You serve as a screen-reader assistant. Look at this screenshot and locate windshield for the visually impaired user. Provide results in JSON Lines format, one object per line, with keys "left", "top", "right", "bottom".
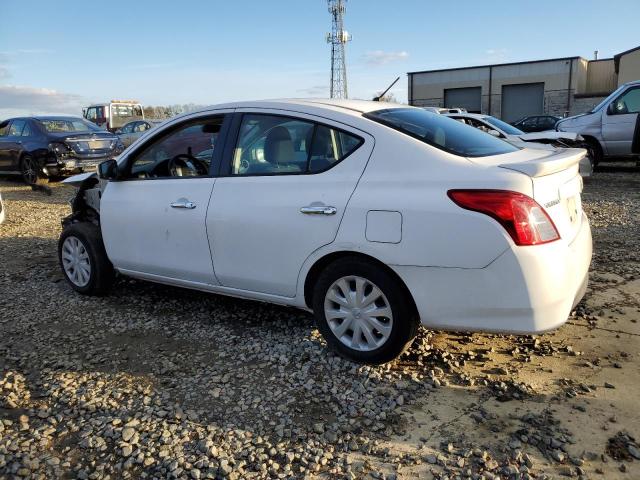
{"left": 484, "top": 116, "right": 524, "bottom": 135}
{"left": 365, "top": 108, "right": 518, "bottom": 157}
{"left": 588, "top": 84, "right": 628, "bottom": 113}
{"left": 38, "top": 119, "right": 102, "bottom": 133}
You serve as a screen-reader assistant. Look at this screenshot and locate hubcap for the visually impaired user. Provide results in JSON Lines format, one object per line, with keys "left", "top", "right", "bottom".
{"left": 61, "top": 236, "right": 91, "bottom": 287}
{"left": 324, "top": 275, "right": 393, "bottom": 352}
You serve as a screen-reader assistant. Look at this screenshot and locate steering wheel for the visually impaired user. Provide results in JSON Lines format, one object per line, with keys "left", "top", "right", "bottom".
{"left": 168, "top": 154, "right": 208, "bottom": 177}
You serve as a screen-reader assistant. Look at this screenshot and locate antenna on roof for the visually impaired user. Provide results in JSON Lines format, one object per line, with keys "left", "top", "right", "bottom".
{"left": 373, "top": 76, "right": 400, "bottom": 102}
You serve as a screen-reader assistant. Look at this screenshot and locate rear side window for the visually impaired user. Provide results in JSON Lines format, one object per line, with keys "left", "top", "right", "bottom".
{"left": 365, "top": 108, "right": 518, "bottom": 157}
{"left": 231, "top": 114, "right": 363, "bottom": 175}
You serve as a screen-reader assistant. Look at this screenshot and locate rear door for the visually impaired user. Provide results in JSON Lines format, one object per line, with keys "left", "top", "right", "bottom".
{"left": 0, "top": 120, "right": 14, "bottom": 169}
{"left": 3, "top": 120, "right": 26, "bottom": 169}
{"left": 602, "top": 85, "right": 640, "bottom": 156}
{"left": 207, "top": 110, "right": 372, "bottom": 297}
{"left": 100, "top": 112, "right": 232, "bottom": 284}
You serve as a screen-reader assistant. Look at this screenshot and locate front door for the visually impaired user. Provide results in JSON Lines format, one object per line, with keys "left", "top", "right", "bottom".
{"left": 0, "top": 120, "right": 15, "bottom": 169}
{"left": 100, "top": 113, "right": 231, "bottom": 284}
{"left": 207, "top": 110, "right": 373, "bottom": 297}
{"left": 602, "top": 86, "right": 640, "bottom": 156}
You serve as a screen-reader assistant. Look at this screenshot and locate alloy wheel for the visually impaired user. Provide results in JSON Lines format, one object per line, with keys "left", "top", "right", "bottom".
{"left": 323, "top": 275, "right": 393, "bottom": 351}
{"left": 21, "top": 157, "right": 37, "bottom": 184}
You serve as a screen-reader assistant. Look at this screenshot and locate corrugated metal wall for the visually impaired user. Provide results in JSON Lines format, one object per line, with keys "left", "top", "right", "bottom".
{"left": 586, "top": 59, "right": 617, "bottom": 93}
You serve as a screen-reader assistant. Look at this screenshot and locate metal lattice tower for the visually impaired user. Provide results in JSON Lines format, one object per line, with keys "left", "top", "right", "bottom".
{"left": 326, "top": 0, "right": 351, "bottom": 99}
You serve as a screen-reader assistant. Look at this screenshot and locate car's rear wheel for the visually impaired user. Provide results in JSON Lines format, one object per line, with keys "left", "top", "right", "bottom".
{"left": 584, "top": 138, "right": 603, "bottom": 168}
{"left": 20, "top": 154, "right": 48, "bottom": 185}
{"left": 313, "top": 258, "right": 419, "bottom": 364}
{"left": 58, "top": 222, "right": 114, "bottom": 295}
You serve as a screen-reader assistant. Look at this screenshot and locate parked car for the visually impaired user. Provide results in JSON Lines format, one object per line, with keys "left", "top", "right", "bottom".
{"left": 0, "top": 192, "right": 4, "bottom": 224}
{"left": 556, "top": 79, "right": 640, "bottom": 165}
{"left": 58, "top": 100, "right": 592, "bottom": 364}
{"left": 445, "top": 113, "right": 593, "bottom": 177}
{"left": 0, "top": 117, "right": 124, "bottom": 184}
{"left": 512, "top": 115, "right": 561, "bottom": 133}
{"left": 83, "top": 100, "right": 144, "bottom": 132}
{"left": 116, "top": 120, "right": 159, "bottom": 148}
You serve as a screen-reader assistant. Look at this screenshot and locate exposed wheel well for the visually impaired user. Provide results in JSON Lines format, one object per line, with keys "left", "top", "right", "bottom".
{"left": 303, "top": 251, "right": 419, "bottom": 320}
{"left": 581, "top": 135, "right": 603, "bottom": 161}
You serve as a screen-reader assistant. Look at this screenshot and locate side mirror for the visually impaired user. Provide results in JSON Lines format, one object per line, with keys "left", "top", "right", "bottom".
{"left": 98, "top": 159, "right": 119, "bottom": 180}
{"left": 607, "top": 103, "right": 616, "bottom": 115}
{"left": 488, "top": 129, "right": 501, "bottom": 137}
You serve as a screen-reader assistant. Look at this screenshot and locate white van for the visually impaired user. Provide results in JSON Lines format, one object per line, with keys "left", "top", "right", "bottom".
{"left": 556, "top": 80, "right": 640, "bottom": 164}
{"left": 83, "top": 101, "right": 144, "bottom": 132}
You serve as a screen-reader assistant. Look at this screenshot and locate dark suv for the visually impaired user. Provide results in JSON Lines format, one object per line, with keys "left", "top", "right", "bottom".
{"left": 0, "top": 116, "right": 124, "bottom": 184}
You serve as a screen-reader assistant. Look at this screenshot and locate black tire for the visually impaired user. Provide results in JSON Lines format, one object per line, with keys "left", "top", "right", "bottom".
{"left": 20, "top": 154, "right": 48, "bottom": 185}
{"left": 312, "top": 257, "right": 419, "bottom": 364}
{"left": 58, "top": 222, "right": 115, "bottom": 295}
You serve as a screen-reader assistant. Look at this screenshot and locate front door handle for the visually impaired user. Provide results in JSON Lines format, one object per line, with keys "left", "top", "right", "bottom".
{"left": 170, "top": 199, "right": 196, "bottom": 209}
{"left": 300, "top": 205, "right": 337, "bottom": 215}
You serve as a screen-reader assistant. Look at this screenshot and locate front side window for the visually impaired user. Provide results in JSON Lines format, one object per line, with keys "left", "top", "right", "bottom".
{"left": 0, "top": 121, "right": 8, "bottom": 137}
{"left": 8, "top": 120, "right": 25, "bottom": 136}
{"left": 365, "top": 109, "right": 518, "bottom": 157}
{"left": 611, "top": 87, "right": 640, "bottom": 114}
{"left": 85, "top": 108, "right": 97, "bottom": 120}
{"left": 21, "top": 122, "right": 33, "bottom": 137}
{"left": 231, "top": 114, "right": 362, "bottom": 175}
{"left": 127, "top": 116, "right": 224, "bottom": 179}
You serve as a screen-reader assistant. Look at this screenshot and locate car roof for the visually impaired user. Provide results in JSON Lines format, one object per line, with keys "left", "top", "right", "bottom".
{"left": 32, "top": 116, "right": 87, "bottom": 121}
{"left": 187, "top": 98, "right": 412, "bottom": 118}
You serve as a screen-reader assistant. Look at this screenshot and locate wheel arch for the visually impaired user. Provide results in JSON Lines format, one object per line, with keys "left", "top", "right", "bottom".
{"left": 302, "top": 250, "right": 419, "bottom": 320}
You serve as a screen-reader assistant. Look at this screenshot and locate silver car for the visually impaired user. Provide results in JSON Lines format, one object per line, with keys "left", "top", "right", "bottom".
{"left": 556, "top": 80, "right": 640, "bottom": 165}
{"left": 116, "top": 120, "right": 158, "bottom": 148}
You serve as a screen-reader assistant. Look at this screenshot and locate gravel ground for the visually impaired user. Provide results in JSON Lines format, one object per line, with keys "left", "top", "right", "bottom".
{"left": 1, "top": 162, "right": 639, "bottom": 479}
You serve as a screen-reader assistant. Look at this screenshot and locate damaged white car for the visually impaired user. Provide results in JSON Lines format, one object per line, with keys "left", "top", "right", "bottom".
{"left": 58, "top": 99, "right": 592, "bottom": 364}
{"left": 446, "top": 113, "right": 593, "bottom": 178}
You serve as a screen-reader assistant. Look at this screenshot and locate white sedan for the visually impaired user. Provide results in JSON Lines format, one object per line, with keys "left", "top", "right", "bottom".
{"left": 58, "top": 99, "right": 592, "bottom": 364}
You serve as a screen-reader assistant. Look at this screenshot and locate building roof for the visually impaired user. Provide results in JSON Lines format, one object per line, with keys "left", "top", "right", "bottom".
{"left": 407, "top": 56, "right": 583, "bottom": 76}
{"left": 614, "top": 45, "right": 640, "bottom": 73}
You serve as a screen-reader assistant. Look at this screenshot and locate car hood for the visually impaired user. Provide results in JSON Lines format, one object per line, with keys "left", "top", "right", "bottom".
{"left": 62, "top": 172, "right": 98, "bottom": 186}
{"left": 518, "top": 131, "right": 582, "bottom": 142}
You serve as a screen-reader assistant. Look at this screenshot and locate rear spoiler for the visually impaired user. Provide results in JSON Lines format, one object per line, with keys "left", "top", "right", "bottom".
{"left": 499, "top": 148, "right": 586, "bottom": 177}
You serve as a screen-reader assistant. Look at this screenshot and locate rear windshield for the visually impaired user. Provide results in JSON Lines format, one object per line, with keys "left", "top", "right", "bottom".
{"left": 38, "top": 119, "right": 102, "bottom": 133}
{"left": 364, "top": 108, "right": 518, "bottom": 157}
{"left": 111, "top": 104, "right": 143, "bottom": 117}
{"left": 484, "top": 116, "right": 524, "bottom": 135}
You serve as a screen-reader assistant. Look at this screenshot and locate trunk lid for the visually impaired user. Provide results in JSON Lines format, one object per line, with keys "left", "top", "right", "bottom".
{"left": 497, "top": 148, "right": 586, "bottom": 242}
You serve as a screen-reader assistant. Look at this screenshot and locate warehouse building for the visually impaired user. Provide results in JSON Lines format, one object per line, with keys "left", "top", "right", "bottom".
{"left": 408, "top": 45, "right": 640, "bottom": 122}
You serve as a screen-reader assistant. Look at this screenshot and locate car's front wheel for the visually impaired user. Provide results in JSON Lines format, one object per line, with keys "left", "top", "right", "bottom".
{"left": 20, "top": 154, "right": 48, "bottom": 185}
{"left": 58, "top": 223, "right": 114, "bottom": 295}
{"left": 313, "top": 258, "right": 419, "bottom": 364}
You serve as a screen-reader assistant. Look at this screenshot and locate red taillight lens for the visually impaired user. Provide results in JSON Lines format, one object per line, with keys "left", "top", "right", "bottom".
{"left": 447, "top": 190, "right": 560, "bottom": 246}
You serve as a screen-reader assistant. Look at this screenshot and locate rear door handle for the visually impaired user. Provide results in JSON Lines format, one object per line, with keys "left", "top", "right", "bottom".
{"left": 300, "top": 205, "right": 337, "bottom": 215}
{"left": 170, "top": 199, "right": 196, "bottom": 209}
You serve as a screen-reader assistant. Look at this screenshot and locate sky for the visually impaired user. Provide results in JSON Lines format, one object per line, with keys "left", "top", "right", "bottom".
{"left": 1, "top": 0, "right": 639, "bottom": 118}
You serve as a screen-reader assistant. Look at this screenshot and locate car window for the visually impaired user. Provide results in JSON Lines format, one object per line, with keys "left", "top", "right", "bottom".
{"left": 133, "top": 122, "right": 148, "bottom": 133}
{"left": 85, "top": 107, "right": 97, "bottom": 120}
{"left": 120, "top": 123, "right": 135, "bottom": 134}
{"left": 21, "top": 122, "right": 33, "bottom": 137}
{"left": 483, "top": 116, "right": 524, "bottom": 135}
{"left": 539, "top": 116, "right": 557, "bottom": 129}
{"left": 38, "top": 119, "right": 102, "bottom": 133}
{"left": 0, "top": 121, "right": 9, "bottom": 137}
{"left": 521, "top": 117, "right": 538, "bottom": 128}
{"left": 366, "top": 109, "right": 517, "bottom": 157}
{"left": 612, "top": 87, "right": 640, "bottom": 114}
{"left": 128, "top": 116, "right": 224, "bottom": 179}
{"left": 231, "top": 114, "right": 362, "bottom": 176}
{"left": 8, "top": 120, "right": 26, "bottom": 136}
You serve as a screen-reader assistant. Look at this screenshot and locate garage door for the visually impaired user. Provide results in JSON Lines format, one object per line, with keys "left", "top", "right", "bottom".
{"left": 501, "top": 83, "right": 544, "bottom": 123}
{"left": 444, "top": 87, "right": 482, "bottom": 113}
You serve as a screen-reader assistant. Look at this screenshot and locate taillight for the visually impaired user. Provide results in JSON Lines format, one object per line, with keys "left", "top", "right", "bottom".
{"left": 447, "top": 190, "right": 560, "bottom": 246}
